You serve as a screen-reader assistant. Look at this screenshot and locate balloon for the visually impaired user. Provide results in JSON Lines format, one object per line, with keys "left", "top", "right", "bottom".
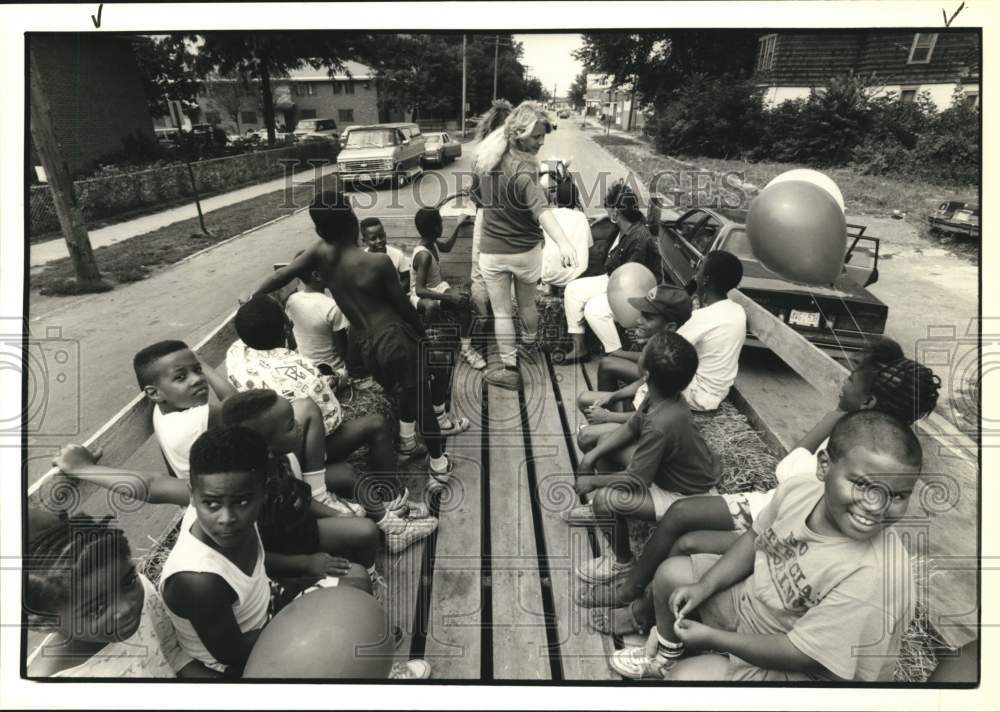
{"left": 747, "top": 180, "right": 847, "bottom": 286}
{"left": 766, "top": 169, "right": 845, "bottom": 213}
{"left": 244, "top": 586, "right": 393, "bottom": 679}
{"left": 607, "top": 263, "right": 657, "bottom": 328}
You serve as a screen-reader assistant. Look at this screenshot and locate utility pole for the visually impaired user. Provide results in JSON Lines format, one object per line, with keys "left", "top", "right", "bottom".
{"left": 28, "top": 45, "right": 103, "bottom": 286}
{"left": 461, "top": 34, "right": 467, "bottom": 137}
{"left": 492, "top": 34, "right": 499, "bottom": 102}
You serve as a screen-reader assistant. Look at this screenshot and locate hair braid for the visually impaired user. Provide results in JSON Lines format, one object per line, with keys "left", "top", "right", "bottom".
{"left": 870, "top": 358, "right": 941, "bottom": 425}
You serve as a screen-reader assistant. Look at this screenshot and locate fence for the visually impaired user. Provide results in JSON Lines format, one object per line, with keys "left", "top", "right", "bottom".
{"left": 29, "top": 142, "right": 337, "bottom": 237}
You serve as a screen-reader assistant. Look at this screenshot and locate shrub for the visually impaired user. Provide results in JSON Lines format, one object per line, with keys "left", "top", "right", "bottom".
{"left": 651, "top": 72, "right": 766, "bottom": 159}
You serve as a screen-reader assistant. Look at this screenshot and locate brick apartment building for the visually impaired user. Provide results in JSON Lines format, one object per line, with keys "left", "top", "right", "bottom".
{"left": 166, "top": 61, "right": 409, "bottom": 135}
{"left": 29, "top": 33, "right": 155, "bottom": 176}
{"left": 755, "top": 30, "right": 980, "bottom": 109}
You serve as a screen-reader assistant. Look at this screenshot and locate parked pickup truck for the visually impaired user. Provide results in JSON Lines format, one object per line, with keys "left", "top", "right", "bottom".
{"left": 653, "top": 205, "right": 887, "bottom": 357}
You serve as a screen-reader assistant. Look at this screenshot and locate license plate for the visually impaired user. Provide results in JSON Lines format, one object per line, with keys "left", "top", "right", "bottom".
{"left": 355, "top": 173, "right": 371, "bottom": 182}
{"left": 789, "top": 310, "right": 821, "bottom": 328}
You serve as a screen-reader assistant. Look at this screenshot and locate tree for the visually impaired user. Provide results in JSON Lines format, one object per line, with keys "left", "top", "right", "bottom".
{"left": 133, "top": 35, "right": 202, "bottom": 119}
{"left": 207, "top": 71, "right": 259, "bottom": 134}
{"left": 574, "top": 31, "right": 759, "bottom": 108}
{"left": 567, "top": 70, "right": 587, "bottom": 108}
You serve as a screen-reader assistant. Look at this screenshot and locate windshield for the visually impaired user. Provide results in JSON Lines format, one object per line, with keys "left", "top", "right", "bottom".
{"left": 425, "top": 134, "right": 442, "bottom": 143}
{"left": 297, "top": 120, "right": 317, "bottom": 131}
{"left": 346, "top": 129, "right": 397, "bottom": 148}
{"left": 720, "top": 228, "right": 755, "bottom": 259}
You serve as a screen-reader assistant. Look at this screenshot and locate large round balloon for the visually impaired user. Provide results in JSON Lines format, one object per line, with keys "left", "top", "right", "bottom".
{"left": 747, "top": 180, "right": 847, "bottom": 286}
{"left": 766, "top": 169, "right": 845, "bottom": 213}
{"left": 244, "top": 586, "right": 393, "bottom": 679}
{"left": 607, "top": 263, "right": 657, "bottom": 328}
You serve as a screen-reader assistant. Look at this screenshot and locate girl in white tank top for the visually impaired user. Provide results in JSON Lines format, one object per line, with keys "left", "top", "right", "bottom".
{"left": 159, "top": 506, "right": 270, "bottom": 672}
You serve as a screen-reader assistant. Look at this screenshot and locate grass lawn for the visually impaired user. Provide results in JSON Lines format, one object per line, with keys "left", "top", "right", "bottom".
{"left": 592, "top": 134, "right": 980, "bottom": 262}
{"left": 32, "top": 180, "right": 323, "bottom": 296}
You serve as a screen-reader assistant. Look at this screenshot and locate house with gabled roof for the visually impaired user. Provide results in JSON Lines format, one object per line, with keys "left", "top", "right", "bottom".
{"left": 755, "top": 30, "right": 980, "bottom": 109}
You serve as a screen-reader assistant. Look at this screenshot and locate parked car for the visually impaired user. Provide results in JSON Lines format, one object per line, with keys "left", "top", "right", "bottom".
{"left": 293, "top": 117, "right": 339, "bottom": 144}
{"left": 557, "top": 109, "right": 572, "bottom": 119}
{"left": 421, "top": 132, "right": 462, "bottom": 166}
{"left": 155, "top": 127, "right": 181, "bottom": 149}
{"left": 652, "top": 206, "right": 888, "bottom": 357}
{"left": 928, "top": 198, "right": 980, "bottom": 239}
{"left": 336, "top": 122, "right": 426, "bottom": 188}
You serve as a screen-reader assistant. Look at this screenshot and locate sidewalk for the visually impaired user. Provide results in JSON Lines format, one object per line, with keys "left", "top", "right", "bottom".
{"left": 29, "top": 163, "right": 338, "bottom": 267}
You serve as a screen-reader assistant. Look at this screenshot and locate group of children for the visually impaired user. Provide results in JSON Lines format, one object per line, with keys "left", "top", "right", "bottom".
{"left": 27, "top": 191, "right": 483, "bottom": 679}
{"left": 25, "top": 143, "right": 946, "bottom": 683}
{"left": 561, "top": 263, "right": 942, "bottom": 680}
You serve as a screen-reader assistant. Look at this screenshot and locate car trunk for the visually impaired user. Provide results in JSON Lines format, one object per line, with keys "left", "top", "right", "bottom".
{"left": 739, "top": 264, "right": 887, "bottom": 351}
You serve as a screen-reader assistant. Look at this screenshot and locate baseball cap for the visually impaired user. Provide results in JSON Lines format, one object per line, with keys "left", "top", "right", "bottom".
{"left": 627, "top": 284, "right": 693, "bottom": 325}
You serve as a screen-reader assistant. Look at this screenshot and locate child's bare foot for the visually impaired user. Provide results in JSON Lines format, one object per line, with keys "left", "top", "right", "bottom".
{"left": 576, "top": 579, "right": 642, "bottom": 609}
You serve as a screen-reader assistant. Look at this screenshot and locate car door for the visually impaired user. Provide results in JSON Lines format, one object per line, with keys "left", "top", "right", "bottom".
{"left": 658, "top": 210, "right": 709, "bottom": 288}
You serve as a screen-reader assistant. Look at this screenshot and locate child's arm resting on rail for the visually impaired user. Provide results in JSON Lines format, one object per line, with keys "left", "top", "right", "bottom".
{"left": 246, "top": 245, "right": 318, "bottom": 300}
{"left": 53, "top": 445, "right": 190, "bottom": 507}
{"left": 435, "top": 215, "right": 467, "bottom": 253}
{"left": 161, "top": 572, "right": 261, "bottom": 672}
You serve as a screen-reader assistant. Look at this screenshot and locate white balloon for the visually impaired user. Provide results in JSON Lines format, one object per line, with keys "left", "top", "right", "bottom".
{"left": 766, "top": 169, "right": 845, "bottom": 213}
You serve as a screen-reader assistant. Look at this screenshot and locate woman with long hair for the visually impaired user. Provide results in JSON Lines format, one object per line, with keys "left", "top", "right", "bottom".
{"left": 473, "top": 101, "right": 578, "bottom": 390}
{"left": 468, "top": 99, "right": 514, "bottom": 319}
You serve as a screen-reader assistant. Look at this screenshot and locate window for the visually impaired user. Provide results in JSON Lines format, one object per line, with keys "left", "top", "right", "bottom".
{"left": 907, "top": 33, "right": 938, "bottom": 64}
{"left": 333, "top": 82, "right": 343, "bottom": 95}
{"left": 241, "top": 111, "right": 257, "bottom": 124}
{"left": 964, "top": 92, "right": 980, "bottom": 108}
{"left": 205, "top": 111, "right": 221, "bottom": 125}
{"left": 344, "top": 81, "right": 355, "bottom": 95}
{"left": 300, "top": 109, "right": 317, "bottom": 120}
{"left": 756, "top": 34, "right": 777, "bottom": 71}
{"left": 338, "top": 109, "right": 354, "bottom": 122}
{"left": 691, "top": 217, "right": 721, "bottom": 255}
{"left": 900, "top": 88, "right": 918, "bottom": 103}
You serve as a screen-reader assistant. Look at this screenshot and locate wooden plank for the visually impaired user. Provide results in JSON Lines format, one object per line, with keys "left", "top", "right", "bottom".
{"left": 728, "top": 287, "right": 847, "bottom": 403}
{"left": 423, "top": 360, "right": 483, "bottom": 678}
{"left": 526, "top": 356, "right": 616, "bottom": 679}
{"left": 487, "top": 355, "right": 551, "bottom": 680}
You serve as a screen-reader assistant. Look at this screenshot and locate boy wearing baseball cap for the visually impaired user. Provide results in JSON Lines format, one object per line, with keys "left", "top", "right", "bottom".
{"left": 577, "top": 284, "right": 693, "bottom": 427}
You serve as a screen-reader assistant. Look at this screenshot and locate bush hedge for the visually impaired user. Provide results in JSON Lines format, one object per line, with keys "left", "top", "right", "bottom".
{"left": 30, "top": 141, "right": 336, "bottom": 237}
{"left": 645, "top": 71, "right": 979, "bottom": 185}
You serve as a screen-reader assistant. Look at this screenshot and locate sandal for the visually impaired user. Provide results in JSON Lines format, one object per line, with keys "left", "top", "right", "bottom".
{"left": 437, "top": 414, "right": 471, "bottom": 436}
{"left": 587, "top": 599, "right": 648, "bottom": 637}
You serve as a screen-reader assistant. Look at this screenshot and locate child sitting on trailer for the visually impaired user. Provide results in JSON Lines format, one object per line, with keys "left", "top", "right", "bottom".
{"left": 25, "top": 512, "right": 219, "bottom": 678}
{"left": 572, "top": 331, "right": 722, "bottom": 585}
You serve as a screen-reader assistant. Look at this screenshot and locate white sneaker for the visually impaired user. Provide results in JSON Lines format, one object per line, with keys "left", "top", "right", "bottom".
{"left": 316, "top": 491, "right": 366, "bottom": 518}
{"left": 609, "top": 646, "right": 675, "bottom": 680}
{"left": 426, "top": 454, "right": 454, "bottom": 492}
{"left": 460, "top": 345, "right": 486, "bottom": 370}
{"left": 389, "top": 659, "right": 431, "bottom": 679}
{"left": 575, "top": 553, "right": 634, "bottom": 584}
{"left": 377, "top": 511, "right": 439, "bottom": 554}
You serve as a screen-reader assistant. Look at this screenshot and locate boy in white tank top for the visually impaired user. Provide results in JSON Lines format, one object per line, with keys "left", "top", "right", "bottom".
{"left": 159, "top": 426, "right": 274, "bottom": 675}
{"left": 410, "top": 207, "right": 486, "bottom": 371}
